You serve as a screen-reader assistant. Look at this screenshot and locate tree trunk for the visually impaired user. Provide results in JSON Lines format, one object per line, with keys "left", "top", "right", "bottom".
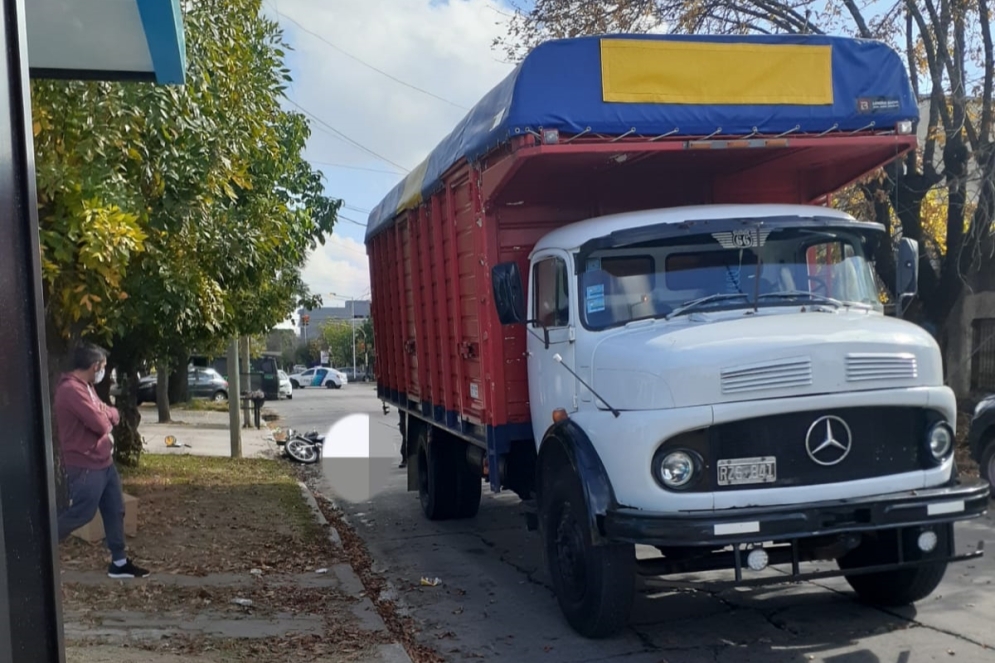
{"left": 45, "top": 323, "right": 73, "bottom": 512}
{"left": 112, "top": 357, "right": 144, "bottom": 467}
{"left": 168, "top": 348, "right": 189, "bottom": 404}
{"left": 156, "top": 361, "right": 171, "bottom": 424}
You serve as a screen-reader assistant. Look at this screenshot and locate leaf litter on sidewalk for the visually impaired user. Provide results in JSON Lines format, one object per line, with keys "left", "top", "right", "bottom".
{"left": 60, "top": 455, "right": 393, "bottom": 662}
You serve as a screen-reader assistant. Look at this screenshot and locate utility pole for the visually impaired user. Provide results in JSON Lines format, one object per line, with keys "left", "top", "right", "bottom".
{"left": 243, "top": 335, "right": 250, "bottom": 392}
{"left": 351, "top": 299, "right": 356, "bottom": 379}
{"left": 227, "top": 337, "right": 242, "bottom": 458}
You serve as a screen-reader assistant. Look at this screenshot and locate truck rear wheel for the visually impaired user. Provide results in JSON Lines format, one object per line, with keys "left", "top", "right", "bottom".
{"left": 453, "top": 451, "right": 482, "bottom": 518}
{"left": 417, "top": 426, "right": 481, "bottom": 520}
{"left": 540, "top": 468, "right": 634, "bottom": 638}
{"left": 417, "top": 426, "right": 456, "bottom": 520}
{"left": 837, "top": 526, "right": 950, "bottom": 606}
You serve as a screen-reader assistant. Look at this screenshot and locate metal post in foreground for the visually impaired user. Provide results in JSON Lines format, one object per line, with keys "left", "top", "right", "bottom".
{"left": 227, "top": 338, "right": 242, "bottom": 458}
{"left": 351, "top": 300, "right": 356, "bottom": 379}
{"left": 0, "top": 0, "right": 66, "bottom": 659}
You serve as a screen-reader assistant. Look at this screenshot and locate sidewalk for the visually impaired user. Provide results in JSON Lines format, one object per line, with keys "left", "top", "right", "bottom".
{"left": 62, "top": 414, "right": 414, "bottom": 663}
{"left": 137, "top": 405, "right": 278, "bottom": 459}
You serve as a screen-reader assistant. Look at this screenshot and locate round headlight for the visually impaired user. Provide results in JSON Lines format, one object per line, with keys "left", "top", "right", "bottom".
{"left": 659, "top": 451, "right": 696, "bottom": 488}
{"left": 927, "top": 422, "right": 953, "bottom": 459}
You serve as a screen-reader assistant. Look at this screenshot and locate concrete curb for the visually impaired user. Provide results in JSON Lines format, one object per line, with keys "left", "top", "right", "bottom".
{"left": 296, "top": 482, "right": 414, "bottom": 663}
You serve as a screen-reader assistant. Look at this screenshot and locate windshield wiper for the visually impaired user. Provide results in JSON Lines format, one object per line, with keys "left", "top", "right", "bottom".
{"left": 666, "top": 293, "right": 751, "bottom": 320}
{"left": 755, "top": 290, "right": 845, "bottom": 308}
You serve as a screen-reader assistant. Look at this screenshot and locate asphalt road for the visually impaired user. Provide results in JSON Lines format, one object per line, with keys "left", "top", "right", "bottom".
{"left": 270, "top": 386, "right": 995, "bottom": 663}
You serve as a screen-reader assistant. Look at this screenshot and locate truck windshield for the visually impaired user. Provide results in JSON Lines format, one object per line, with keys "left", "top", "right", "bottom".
{"left": 578, "top": 224, "right": 882, "bottom": 330}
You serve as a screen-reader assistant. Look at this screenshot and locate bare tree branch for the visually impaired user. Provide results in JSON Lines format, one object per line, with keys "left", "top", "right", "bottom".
{"left": 906, "top": 0, "right": 954, "bottom": 130}
{"left": 843, "top": 0, "right": 873, "bottom": 37}
{"left": 980, "top": 0, "right": 994, "bottom": 142}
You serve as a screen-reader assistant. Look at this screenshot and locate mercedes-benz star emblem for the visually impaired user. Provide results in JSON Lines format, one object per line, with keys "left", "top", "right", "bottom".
{"left": 805, "top": 415, "right": 853, "bottom": 466}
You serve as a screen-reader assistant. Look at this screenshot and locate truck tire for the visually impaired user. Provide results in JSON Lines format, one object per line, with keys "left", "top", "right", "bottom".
{"left": 540, "top": 467, "right": 635, "bottom": 638}
{"left": 980, "top": 437, "right": 995, "bottom": 490}
{"left": 453, "top": 449, "right": 482, "bottom": 519}
{"left": 837, "top": 526, "right": 949, "bottom": 606}
{"left": 417, "top": 426, "right": 457, "bottom": 520}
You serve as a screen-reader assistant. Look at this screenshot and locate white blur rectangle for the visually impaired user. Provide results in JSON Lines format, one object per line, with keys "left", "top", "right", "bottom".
{"left": 713, "top": 521, "right": 760, "bottom": 536}
{"left": 927, "top": 500, "right": 964, "bottom": 516}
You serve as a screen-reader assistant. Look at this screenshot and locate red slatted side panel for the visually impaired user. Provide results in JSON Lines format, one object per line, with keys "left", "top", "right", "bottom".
{"left": 404, "top": 211, "right": 428, "bottom": 401}
{"left": 443, "top": 180, "right": 466, "bottom": 419}
{"left": 467, "top": 170, "right": 500, "bottom": 428}
{"left": 367, "top": 237, "right": 386, "bottom": 387}
{"left": 430, "top": 193, "right": 454, "bottom": 416}
{"left": 417, "top": 204, "right": 443, "bottom": 411}
{"left": 451, "top": 174, "right": 484, "bottom": 422}
{"left": 385, "top": 236, "right": 401, "bottom": 393}
{"left": 382, "top": 229, "right": 402, "bottom": 395}
{"left": 403, "top": 215, "right": 425, "bottom": 400}
{"left": 392, "top": 220, "right": 413, "bottom": 399}
{"left": 412, "top": 206, "right": 435, "bottom": 408}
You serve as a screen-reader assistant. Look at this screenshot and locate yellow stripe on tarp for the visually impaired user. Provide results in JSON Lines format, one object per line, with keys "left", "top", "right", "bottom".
{"left": 600, "top": 39, "right": 833, "bottom": 105}
{"left": 396, "top": 157, "right": 430, "bottom": 214}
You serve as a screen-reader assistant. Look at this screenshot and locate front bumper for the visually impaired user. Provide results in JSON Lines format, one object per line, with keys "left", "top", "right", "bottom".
{"left": 604, "top": 479, "right": 991, "bottom": 547}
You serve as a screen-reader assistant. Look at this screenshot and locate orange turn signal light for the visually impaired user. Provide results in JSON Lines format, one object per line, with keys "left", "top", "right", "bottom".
{"left": 552, "top": 408, "right": 569, "bottom": 423}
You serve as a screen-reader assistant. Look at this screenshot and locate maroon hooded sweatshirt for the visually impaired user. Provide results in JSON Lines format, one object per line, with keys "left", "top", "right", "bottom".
{"left": 54, "top": 373, "right": 120, "bottom": 470}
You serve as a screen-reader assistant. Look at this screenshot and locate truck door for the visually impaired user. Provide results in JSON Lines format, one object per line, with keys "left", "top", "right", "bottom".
{"left": 527, "top": 250, "right": 577, "bottom": 444}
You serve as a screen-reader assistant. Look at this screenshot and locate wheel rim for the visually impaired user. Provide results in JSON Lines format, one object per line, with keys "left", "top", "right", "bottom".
{"left": 552, "top": 500, "right": 588, "bottom": 603}
{"left": 287, "top": 440, "right": 317, "bottom": 462}
{"left": 986, "top": 453, "right": 995, "bottom": 489}
{"left": 214, "top": 393, "right": 224, "bottom": 401}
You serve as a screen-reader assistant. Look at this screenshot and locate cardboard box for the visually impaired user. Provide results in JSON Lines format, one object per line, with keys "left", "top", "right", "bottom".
{"left": 71, "top": 493, "right": 138, "bottom": 543}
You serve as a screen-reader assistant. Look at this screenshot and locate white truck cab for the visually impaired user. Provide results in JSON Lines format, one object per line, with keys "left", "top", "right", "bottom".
{"left": 490, "top": 202, "right": 990, "bottom": 638}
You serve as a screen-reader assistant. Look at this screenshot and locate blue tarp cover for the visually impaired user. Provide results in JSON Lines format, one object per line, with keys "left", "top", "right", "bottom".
{"left": 366, "top": 33, "right": 918, "bottom": 240}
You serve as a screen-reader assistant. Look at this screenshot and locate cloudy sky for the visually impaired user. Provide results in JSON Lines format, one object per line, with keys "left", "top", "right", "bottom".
{"left": 260, "top": 0, "right": 520, "bottom": 327}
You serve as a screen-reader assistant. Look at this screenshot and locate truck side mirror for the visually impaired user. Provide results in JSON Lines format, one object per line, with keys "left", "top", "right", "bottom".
{"left": 896, "top": 237, "right": 919, "bottom": 297}
{"left": 491, "top": 262, "right": 526, "bottom": 325}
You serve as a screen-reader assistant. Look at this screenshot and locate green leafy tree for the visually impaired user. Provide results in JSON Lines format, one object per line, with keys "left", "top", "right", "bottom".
{"left": 33, "top": 0, "right": 339, "bottom": 465}
{"left": 321, "top": 321, "right": 354, "bottom": 368}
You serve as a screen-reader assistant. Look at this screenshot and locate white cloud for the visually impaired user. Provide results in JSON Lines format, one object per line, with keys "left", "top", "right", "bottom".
{"left": 264, "top": 0, "right": 516, "bottom": 310}
{"left": 301, "top": 235, "right": 371, "bottom": 303}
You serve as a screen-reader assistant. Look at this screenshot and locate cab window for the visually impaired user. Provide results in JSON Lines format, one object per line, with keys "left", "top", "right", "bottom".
{"left": 533, "top": 256, "right": 570, "bottom": 327}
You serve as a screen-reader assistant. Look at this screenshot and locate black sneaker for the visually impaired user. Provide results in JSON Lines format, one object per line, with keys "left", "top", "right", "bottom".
{"left": 398, "top": 460, "right": 407, "bottom": 469}
{"left": 107, "top": 559, "right": 150, "bottom": 579}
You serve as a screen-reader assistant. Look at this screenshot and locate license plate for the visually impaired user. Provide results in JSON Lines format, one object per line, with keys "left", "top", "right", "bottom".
{"left": 717, "top": 457, "right": 776, "bottom": 486}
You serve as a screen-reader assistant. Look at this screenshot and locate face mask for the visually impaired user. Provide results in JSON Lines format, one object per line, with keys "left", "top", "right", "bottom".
{"left": 94, "top": 368, "right": 105, "bottom": 384}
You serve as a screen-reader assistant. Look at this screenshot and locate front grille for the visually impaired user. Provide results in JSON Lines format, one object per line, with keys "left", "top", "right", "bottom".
{"left": 845, "top": 353, "right": 918, "bottom": 382}
{"left": 664, "top": 406, "right": 935, "bottom": 492}
{"left": 720, "top": 356, "right": 813, "bottom": 394}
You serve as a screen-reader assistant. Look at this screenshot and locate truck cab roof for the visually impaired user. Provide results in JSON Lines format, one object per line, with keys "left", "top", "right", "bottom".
{"left": 531, "top": 203, "right": 866, "bottom": 256}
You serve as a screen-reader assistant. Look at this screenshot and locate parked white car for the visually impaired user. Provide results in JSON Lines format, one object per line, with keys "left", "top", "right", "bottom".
{"left": 278, "top": 370, "right": 293, "bottom": 399}
{"left": 287, "top": 367, "right": 345, "bottom": 389}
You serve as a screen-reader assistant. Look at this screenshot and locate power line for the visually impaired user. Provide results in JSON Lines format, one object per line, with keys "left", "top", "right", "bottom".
{"left": 327, "top": 233, "right": 369, "bottom": 258}
{"left": 311, "top": 160, "right": 404, "bottom": 175}
{"left": 285, "top": 97, "right": 411, "bottom": 173}
{"left": 338, "top": 213, "right": 368, "bottom": 228}
{"left": 266, "top": 2, "right": 469, "bottom": 111}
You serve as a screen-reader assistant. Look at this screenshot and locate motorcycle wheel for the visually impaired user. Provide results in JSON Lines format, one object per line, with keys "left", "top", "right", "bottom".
{"left": 285, "top": 438, "right": 320, "bottom": 464}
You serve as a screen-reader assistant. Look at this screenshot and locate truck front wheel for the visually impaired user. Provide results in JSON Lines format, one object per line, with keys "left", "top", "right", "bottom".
{"left": 540, "top": 469, "right": 635, "bottom": 638}
{"left": 836, "top": 526, "right": 949, "bottom": 606}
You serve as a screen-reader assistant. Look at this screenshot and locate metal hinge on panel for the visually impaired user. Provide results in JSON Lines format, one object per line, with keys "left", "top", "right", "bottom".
{"left": 568, "top": 326, "right": 576, "bottom": 342}
{"left": 459, "top": 341, "right": 478, "bottom": 359}
{"left": 572, "top": 393, "right": 578, "bottom": 409}
{"left": 405, "top": 339, "right": 416, "bottom": 355}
